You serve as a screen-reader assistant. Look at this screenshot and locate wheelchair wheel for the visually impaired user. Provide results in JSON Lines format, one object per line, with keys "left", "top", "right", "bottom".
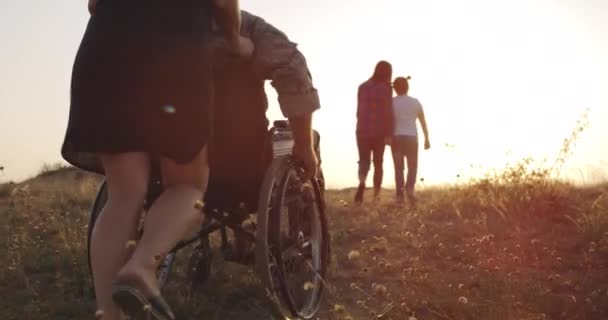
{"left": 256, "top": 157, "right": 330, "bottom": 319}
{"left": 86, "top": 181, "right": 176, "bottom": 290}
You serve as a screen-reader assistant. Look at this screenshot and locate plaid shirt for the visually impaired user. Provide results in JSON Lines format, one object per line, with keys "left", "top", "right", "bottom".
{"left": 212, "top": 11, "right": 320, "bottom": 118}
{"left": 356, "top": 80, "right": 393, "bottom": 137}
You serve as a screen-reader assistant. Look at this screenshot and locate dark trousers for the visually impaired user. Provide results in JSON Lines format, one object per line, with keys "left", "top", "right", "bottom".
{"left": 356, "top": 135, "right": 386, "bottom": 189}
{"left": 391, "top": 135, "right": 418, "bottom": 196}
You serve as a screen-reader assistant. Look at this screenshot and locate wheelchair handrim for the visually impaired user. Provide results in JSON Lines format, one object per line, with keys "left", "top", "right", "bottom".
{"left": 256, "top": 157, "right": 328, "bottom": 319}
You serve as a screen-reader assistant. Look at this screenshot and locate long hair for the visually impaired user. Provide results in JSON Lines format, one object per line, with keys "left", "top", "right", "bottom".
{"left": 370, "top": 60, "right": 392, "bottom": 84}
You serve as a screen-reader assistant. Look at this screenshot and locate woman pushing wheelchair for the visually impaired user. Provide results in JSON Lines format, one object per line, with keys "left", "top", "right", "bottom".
{"left": 60, "top": 1, "right": 318, "bottom": 320}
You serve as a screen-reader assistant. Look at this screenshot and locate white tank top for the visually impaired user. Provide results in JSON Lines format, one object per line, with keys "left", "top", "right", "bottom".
{"left": 392, "top": 95, "right": 423, "bottom": 136}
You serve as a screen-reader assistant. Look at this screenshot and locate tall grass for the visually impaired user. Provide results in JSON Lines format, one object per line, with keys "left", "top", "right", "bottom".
{"left": 1, "top": 115, "right": 606, "bottom": 319}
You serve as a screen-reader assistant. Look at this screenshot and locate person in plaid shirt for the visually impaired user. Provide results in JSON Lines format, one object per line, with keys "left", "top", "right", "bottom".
{"left": 355, "top": 61, "right": 394, "bottom": 203}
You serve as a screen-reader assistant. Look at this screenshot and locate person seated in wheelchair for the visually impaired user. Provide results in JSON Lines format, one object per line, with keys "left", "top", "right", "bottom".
{"left": 204, "top": 10, "right": 322, "bottom": 216}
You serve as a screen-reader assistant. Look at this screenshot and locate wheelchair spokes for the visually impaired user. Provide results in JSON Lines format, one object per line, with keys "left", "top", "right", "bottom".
{"left": 257, "top": 157, "right": 328, "bottom": 319}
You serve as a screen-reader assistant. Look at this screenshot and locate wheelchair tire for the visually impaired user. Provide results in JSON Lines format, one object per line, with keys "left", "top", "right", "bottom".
{"left": 255, "top": 156, "right": 330, "bottom": 319}
{"left": 86, "top": 180, "right": 176, "bottom": 291}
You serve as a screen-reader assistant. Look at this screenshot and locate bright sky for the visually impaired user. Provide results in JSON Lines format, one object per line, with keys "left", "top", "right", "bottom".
{"left": 1, "top": 0, "right": 607, "bottom": 188}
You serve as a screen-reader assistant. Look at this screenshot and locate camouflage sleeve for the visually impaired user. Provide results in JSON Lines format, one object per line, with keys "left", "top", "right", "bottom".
{"left": 245, "top": 12, "right": 320, "bottom": 118}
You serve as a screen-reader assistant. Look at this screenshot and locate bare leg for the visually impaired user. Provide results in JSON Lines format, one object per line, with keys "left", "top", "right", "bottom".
{"left": 116, "top": 146, "right": 209, "bottom": 296}
{"left": 92, "top": 152, "right": 150, "bottom": 320}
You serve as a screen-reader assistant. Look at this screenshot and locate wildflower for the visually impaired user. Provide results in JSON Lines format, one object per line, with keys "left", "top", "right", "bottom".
{"left": 334, "top": 304, "right": 346, "bottom": 313}
{"left": 350, "top": 282, "right": 358, "bottom": 290}
{"left": 162, "top": 105, "right": 176, "bottom": 114}
{"left": 300, "top": 183, "right": 313, "bottom": 192}
{"left": 125, "top": 240, "right": 137, "bottom": 249}
{"left": 372, "top": 283, "right": 388, "bottom": 296}
{"left": 193, "top": 200, "right": 205, "bottom": 210}
{"left": 347, "top": 250, "right": 361, "bottom": 260}
{"left": 458, "top": 283, "right": 465, "bottom": 289}
{"left": 339, "top": 200, "right": 348, "bottom": 207}
{"left": 303, "top": 282, "right": 315, "bottom": 291}
{"left": 458, "top": 296, "right": 469, "bottom": 304}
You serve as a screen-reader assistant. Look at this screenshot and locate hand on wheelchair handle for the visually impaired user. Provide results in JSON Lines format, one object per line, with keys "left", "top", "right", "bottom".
{"left": 292, "top": 144, "right": 318, "bottom": 180}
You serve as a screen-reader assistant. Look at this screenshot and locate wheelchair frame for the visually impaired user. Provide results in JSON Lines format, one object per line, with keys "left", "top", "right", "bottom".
{"left": 86, "top": 122, "right": 330, "bottom": 319}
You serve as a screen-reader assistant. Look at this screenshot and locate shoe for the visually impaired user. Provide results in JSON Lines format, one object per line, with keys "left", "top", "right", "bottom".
{"left": 112, "top": 282, "right": 176, "bottom": 320}
{"left": 354, "top": 184, "right": 365, "bottom": 203}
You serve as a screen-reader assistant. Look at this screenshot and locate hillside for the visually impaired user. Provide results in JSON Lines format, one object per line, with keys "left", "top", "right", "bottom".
{"left": 1, "top": 166, "right": 607, "bottom": 320}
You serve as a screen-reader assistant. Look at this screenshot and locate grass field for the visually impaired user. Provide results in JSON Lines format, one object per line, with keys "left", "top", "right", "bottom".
{"left": 1, "top": 163, "right": 607, "bottom": 320}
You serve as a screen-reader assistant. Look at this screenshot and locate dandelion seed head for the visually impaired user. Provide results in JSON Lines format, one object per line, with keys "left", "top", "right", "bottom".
{"left": 125, "top": 240, "right": 137, "bottom": 249}
{"left": 372, "top": 283, "right": 387, "bottom": 295}
{"left": 193, "top": 200, "right": 205, "bottom": 210}
{"left": 303, "top": 282, "right": 315, "bottom": 291}
{"left": 347, "top": 250, "right": 361, "bottom": 260}
{"left": 334, "top": 304, "right": 346, "bottom": 312}
{"left": 162, "top": 104, "right": 176, "bottom": 114}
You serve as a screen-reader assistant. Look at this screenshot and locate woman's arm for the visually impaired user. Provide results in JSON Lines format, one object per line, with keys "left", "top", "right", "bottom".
{"left": 211, "top": 0, "right": 254, "bottom": 57}
{"left": 211, "top": 0, "right": 241, "bottom": 44}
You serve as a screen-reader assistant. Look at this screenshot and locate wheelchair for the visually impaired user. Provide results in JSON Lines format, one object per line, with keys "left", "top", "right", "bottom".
{"left": 86, "top": 120, "right": 330, "bottom": 319}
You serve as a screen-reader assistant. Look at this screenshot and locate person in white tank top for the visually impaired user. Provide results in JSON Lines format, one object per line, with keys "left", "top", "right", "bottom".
{"left": 390, "top": 76, "right": 430, "bottom": 203}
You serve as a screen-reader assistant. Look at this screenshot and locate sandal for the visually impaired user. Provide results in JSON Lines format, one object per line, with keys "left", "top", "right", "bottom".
{"left": 112, "top": 283, "right": 175, "bottom": 320}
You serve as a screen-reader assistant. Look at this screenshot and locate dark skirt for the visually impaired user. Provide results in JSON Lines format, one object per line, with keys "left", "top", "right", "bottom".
{"left": 61, "top": 0, "right": 214, "bottom": 174}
